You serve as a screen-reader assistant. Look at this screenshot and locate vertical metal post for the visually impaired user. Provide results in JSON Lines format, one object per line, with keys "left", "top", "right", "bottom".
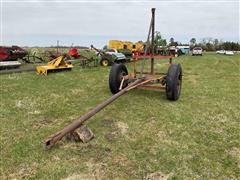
{"left": 57, "top": 40, "right": 59, "bottom": 54}
{"left": 133, "top": 55, "right": 137, "bottom": 76}
{"left": 140, "top": 17, "right": 152, "bottom": 77}
{"left": 151, "top": 8, "right": 155, "bottom": 74}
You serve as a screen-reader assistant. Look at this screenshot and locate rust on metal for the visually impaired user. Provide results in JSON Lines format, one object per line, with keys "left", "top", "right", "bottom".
{"left": 44, "top": 78, "right": 143, "bottom": 149}
{"left": 43, "top": 8, "right": 179, "bottom": 150}
{"left": 151, "top": 8, "right": 155, "bottom": 74}
{"left": 135, "top": 71, "right": 166, "bottom": 75}
{"left": 137, "top": 85, "right": 165, "bottom": 91}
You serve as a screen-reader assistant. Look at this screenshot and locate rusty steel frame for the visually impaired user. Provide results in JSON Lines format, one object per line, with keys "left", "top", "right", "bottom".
{"left": 129, "top": 8, "right": 173, "bottom": 92}
{"left": 121, "top": 74, "right": 166, "bottom": 92}
{"left": 44, "top": 8, "right": 174, "bottom": 149}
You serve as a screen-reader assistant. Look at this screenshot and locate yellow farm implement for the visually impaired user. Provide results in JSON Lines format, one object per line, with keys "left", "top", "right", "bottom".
{"left": 108, "top": 40, "right": 144, "bottom": 52}
{"left": 36, "top": 55, "right": 73, "bottom": 75}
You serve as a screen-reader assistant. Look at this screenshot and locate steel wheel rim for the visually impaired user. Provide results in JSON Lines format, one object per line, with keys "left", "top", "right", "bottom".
{"left": 102, "top": 60, "right": 108, "bottom": 66}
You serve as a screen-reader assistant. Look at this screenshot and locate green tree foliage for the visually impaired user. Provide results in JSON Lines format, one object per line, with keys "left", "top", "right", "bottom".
{"left": 190, "top": 38, "right": 196, "bottom": 45}
{"left": 154, "top": 31, "right": 167, "bottom": 47}
{"left": 191, "top": 38, "right": 240, "bottom": 51}
{"left": 221, "top": 41, "right": 240, "bottom": 51}
{"left": 169, "top": 37, "right": 178, "bottom": 46}
{"left": 170, "top": 37, "right": 174, "bottom": 44}
{"left": 190, "top": 38, "right": 196, "bottom": 50}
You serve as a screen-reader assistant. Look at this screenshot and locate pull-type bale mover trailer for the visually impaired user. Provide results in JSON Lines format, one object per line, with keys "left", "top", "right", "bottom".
{"left": 44, "top": 8, "right": 183, "bottom": 149}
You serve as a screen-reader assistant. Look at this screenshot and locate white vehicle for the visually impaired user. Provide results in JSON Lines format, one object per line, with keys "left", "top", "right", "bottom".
{"left": 225, "top": 51, "right": 234, "bottom": 55}
{"left": 216, "top": 50, "right": 225, "bottom": 54}
{"left": 192, "top": 47, "right": 203, "bottom": 56}
{"left": 216, "top": 50, "right": 234, "bottom": 55}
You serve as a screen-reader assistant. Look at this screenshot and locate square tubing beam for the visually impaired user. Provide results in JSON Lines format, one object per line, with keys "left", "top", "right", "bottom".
{"left": 151, "top": 8, "right": 155, "bottom": 74}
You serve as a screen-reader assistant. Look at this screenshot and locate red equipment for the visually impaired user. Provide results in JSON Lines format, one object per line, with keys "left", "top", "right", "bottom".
{"left": 0, "top": 46, "right": 27, "bottom": 61}
{"left": 68, "top": 48, "right": 79, "bottom": 58}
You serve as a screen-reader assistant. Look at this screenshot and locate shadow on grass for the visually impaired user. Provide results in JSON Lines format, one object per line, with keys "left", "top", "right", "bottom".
{"left": 127, "top": 88, "right": 170, "bottom": 102}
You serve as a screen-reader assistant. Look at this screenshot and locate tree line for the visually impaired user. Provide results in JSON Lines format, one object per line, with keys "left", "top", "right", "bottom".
{"left": 189, "top": 38, "right": 240, "bottom": 51}
{"left": 154, "top": 32, "right": 240, "bottom": 51}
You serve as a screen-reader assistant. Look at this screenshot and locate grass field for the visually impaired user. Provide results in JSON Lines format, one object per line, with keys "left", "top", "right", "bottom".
{"left": 1, "top": 53, "right": 239, "bottom": 179}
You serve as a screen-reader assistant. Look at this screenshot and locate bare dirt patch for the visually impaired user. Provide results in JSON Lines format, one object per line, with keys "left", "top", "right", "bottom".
{"left": 146, "top": 171, "right": 172, "bottom": 180}
{"left": 229, "top": 147, "right": 240, "bottom": 168}
{"left": 32, "top": 117, "right": 53, "bottom": 129}
{"left": 6, "top": 163, "right": 38, "bottom": 180}
{"left": 100, "top": 118, "right": 115, "bottom": 127}
{"left": 115, "top": 121, "right": 129, "bottom": 135}
{"left": 63, "top": 174, "right": 95, "bottom": 180}
{"left": 104, "top": 121, "right": 129, "bottom": 142}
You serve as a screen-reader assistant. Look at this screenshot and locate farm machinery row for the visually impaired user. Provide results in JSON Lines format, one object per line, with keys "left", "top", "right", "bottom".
{"left": 0, "top": 46, "right": 57, "bottom": 64}
{"left": 0, "top": 44, "right": 129, "bottom": 74}
{"left": 44, "top": 8, "right": 183, "bottom": 149}
{"left": 35, "top": 46, "right": 129, "bottom": 75}
{"left": 0, "top": 46, "right": 63, "bottom": 71}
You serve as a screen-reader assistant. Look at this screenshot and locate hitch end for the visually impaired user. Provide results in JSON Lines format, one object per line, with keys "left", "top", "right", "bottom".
{"left": 44, "top": 132, "right": 62, "bottom": 150}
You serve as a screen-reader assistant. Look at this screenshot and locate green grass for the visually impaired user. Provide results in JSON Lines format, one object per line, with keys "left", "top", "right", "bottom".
{"left": 0, "top": 53, "right": 239, "bottom": 179}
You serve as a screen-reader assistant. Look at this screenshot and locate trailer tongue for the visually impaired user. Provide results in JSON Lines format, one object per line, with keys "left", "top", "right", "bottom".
{"left": 44, "top": 78, "right": 143, "bottom": 149}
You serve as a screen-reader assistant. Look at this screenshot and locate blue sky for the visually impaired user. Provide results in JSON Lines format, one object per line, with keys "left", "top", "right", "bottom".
{"left": 1, "top": 0, "right": 239, "bottom": 48}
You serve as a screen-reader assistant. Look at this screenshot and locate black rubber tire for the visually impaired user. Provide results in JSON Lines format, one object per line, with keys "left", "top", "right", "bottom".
{"left": 109, "top": 63, "right": 128, "bottom": 94}
{"left": 166, "top": 64, "right": 182, "bottom": 101}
